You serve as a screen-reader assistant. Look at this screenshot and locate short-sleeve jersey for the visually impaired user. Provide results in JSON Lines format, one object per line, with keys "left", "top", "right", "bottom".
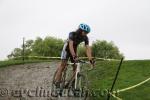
{"left": 68, "top": 32, "right": 89, "bottom": 46}
{"left": 65, "top": 32, "right": 89, "bottom": 52}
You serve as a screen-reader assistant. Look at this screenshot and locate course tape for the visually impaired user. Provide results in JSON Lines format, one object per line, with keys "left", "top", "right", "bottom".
{"left": 16, "top": 56, "right": 60, "bottom": 59}
{"left": 14, "top": 56, "right": 120, "bottom": 61}
{"left": 108, "top": 77, "right": 150, "bottom": 100}
{"left": 109, "top": 92, "right": 122, "bottom": 100}
{"left": 113, "top": 77, "right": 150, "bottom": 93}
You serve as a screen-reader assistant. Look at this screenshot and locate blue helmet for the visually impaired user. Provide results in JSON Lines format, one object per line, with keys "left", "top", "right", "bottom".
{"left": 79, "top": 23, "right": 91, "bottom": 33}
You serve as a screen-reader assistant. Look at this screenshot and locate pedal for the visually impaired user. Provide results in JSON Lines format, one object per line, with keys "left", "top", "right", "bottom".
{"left": 74, "top": 89, "right": 81, "bottom": 97}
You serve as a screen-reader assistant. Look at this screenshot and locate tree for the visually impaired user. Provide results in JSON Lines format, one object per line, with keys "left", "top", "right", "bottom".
{"left": 7, "top": 36, "right": 124, "bottom": 59}
{"left": 77, "top": 43, "right": 86, "bottom": 57}
{"left": 7, "top": 48, "right": 22, "bottom": 59}
{"left": 42, "top": 36, "right": 64, "bottom": 56}
{"left": 92, "top": 40, "right": 124, "bottom": 59}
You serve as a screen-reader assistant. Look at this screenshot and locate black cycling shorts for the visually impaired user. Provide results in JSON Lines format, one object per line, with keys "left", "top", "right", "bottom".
{"left": 61, "top": 42, "right": 76, "bottom": 63}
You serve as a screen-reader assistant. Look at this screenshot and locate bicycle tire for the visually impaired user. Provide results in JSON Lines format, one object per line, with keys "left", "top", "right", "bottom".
{"left": 51, "top": 70, "right": 58, "bottom": 97}
{"left": 51, "top": 66, "right": 68, "bottom": 97}
{"left": 74, "top": 73, "right": 89, "bottom": 100}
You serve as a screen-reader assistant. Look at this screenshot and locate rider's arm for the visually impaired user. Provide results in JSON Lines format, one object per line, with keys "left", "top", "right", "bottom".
{"left": 69, "top": 40, "right": 76, "bottom": 57}
{"left": 85, "top": 45, "right": 95, "bottom": 68}
{"left": 84, "top": 36, "right": 93, "bottom": 60}
{"left": 68, "top": 32, "right": 76, "bottom": 57}
{"left": 85, "top": 45, "right": 93, "bottom": 60}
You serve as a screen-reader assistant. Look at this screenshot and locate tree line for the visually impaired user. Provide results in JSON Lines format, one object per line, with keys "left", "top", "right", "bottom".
{"left": 7, "top": 36, "right": 124, "bottom": 59}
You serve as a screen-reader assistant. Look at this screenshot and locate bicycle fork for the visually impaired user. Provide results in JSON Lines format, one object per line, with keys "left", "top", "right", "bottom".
{"left": 75, "top": 63, "right": 80, "bottom": 89}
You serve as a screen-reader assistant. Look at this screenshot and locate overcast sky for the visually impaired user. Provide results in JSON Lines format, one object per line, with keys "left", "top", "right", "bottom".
{"left": 0, "top": 0, "right": 150, "bottom": 60}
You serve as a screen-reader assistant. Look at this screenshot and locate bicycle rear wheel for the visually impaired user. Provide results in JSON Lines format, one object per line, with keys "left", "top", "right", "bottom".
{"left": 51, "top": 67, "right": 67, "bottom": 97}
{"left": 51, "top": 70, "right": 59, "bottom": 97}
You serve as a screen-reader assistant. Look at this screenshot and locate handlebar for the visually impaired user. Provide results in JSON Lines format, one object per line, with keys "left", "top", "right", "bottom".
{"left": 67, "top": 59, "right": 96, "bottom": 72}
{"left": 67, "top": 60, "right": 90, "bottom": 65}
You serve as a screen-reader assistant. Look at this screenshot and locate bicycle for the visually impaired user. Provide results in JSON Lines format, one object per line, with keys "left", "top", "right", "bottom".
{"left": 51, "top": 60, "right": 94, "bottom": 99}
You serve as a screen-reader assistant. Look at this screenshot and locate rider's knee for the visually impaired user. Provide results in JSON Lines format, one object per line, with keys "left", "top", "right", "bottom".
{"left": 59, "top": 60, "right": 67, "bottom": 71}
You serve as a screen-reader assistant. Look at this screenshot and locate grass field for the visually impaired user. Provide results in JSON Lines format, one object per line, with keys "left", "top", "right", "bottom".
{"left": 0, "top": 59, "right": 149, "bottom": 100}
{"left": 86, "top": 60, "right": 150, "bottom": 100}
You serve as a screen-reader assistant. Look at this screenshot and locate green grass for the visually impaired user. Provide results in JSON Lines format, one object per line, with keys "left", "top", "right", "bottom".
{"left": 85, "top": 60, "right": 150, "bottom": 100}
{"left": 0, "top": 59, "right": 150, "bottom": 99}
{"left": 0, "top": 59, "right": 51, "bottom": 68}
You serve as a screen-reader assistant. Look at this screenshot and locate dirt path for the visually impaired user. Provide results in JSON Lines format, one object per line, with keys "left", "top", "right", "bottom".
{"left": 0, "top": 62, "right": 88, "bottom": 100}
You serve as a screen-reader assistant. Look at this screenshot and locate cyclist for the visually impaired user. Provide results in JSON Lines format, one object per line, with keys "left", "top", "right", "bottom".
{"left": 54, "top": 23, "right": 95, "bottom": 88}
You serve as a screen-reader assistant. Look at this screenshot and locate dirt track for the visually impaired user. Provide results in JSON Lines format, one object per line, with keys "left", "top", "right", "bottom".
{"left": 0, "top": 62, "right": 88, "bottom": 100}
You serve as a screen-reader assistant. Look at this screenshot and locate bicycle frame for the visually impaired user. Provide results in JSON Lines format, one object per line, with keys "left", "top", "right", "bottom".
{"left": 51, "top": 60, "right": 92, "bottom": 98}
{"left": 67, "top": 60, "right": 90, "bottom": 90}
{"left": 75, "top": 63, "right": 80, "bottom": 89}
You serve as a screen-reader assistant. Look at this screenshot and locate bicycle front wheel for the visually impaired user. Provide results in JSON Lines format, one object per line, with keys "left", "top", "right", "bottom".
{"left": 74, "top": 73, "right": 89, "bottom": 99}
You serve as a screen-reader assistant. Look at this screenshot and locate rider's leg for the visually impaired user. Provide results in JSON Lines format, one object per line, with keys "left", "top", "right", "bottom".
{"left": 71, "top": 64, "right": 77, "bottom": 86}
{"left": 70, "top": 48, "right": 77, "bottom": 83}
{"left": 72, "top": 64, "right": 77, "bottom": 81}
{"left": 54, "top": 60, "right": 67, "bottom": 83}
{"left": 55, "top": 42, "right": 69, "bottom": 84}
{"left": 64, "top": 64, "right": 77, "bottom": 88}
